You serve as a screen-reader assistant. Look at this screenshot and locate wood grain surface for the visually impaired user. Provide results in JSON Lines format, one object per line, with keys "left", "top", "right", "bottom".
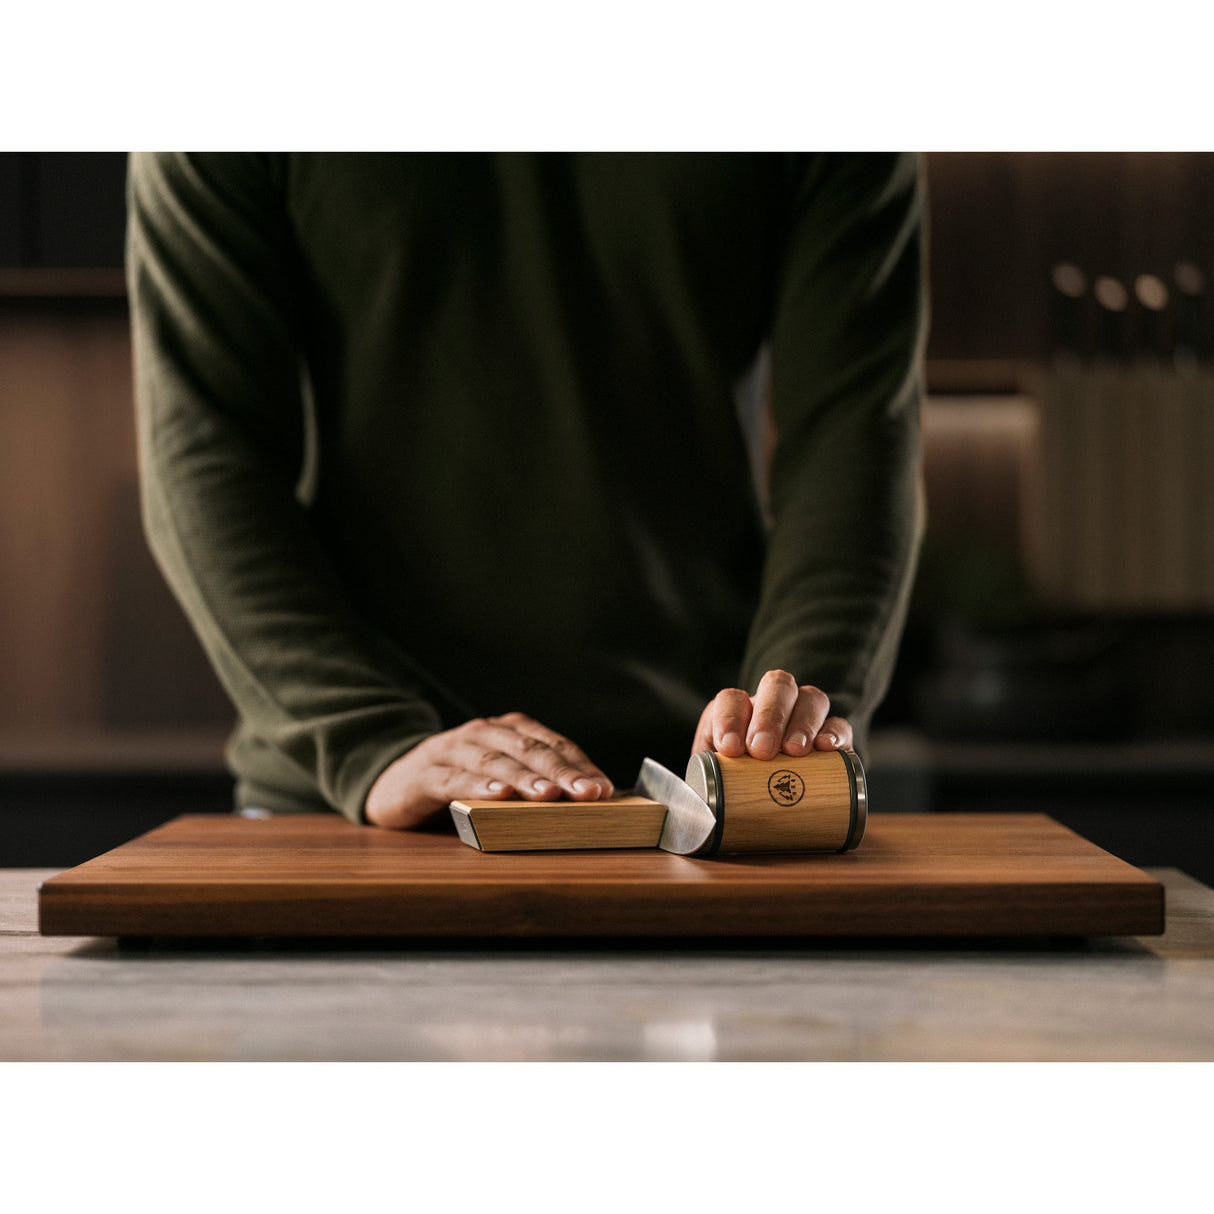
{"left": 37, "top": 812, "right": 1164, "bottom": 939}
{"left": 712, "top": 751, "right": 854, "bottom": 852}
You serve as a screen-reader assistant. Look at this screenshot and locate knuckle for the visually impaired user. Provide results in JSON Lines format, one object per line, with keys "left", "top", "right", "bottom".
{"left": 519, "top": 735, "right": 548, "bottom": 755}
{"left": 552, "top": 738, "right": 587, "bottom": 764}
{"left": 479, "top": 748, "right": 506, "bottom": 766}
{"left": 763, "top": 669, "right": 798, "bottom": 691}
{"left": 435, "top": 769, "right": 461, "bottom": 798}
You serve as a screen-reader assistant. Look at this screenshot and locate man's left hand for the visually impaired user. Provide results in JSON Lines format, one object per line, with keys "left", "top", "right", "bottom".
{"left": 692, "top": 669, "right": 853, "bottom": 759}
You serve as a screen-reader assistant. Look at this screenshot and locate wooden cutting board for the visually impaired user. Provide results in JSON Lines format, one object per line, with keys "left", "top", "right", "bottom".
{"left": 37, "top": 812, "right": 1164, "bottom": 938}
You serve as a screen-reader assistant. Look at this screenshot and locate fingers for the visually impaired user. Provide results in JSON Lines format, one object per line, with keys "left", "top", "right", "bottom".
{"left": 781, "top": 685, "right": 832, "bottom": 755}
{"left": 446, "top": 737, "right": 557, "bottom": 799}
{"left": 507, "top": 715, "right": 615, "bottom": 798}
{"left": 706, "top": 687, "right": 753, "bottom": 757}
{"left": 812, "top": 715, "right": 854, "bottom": 751}
{"left": 690, "top": 672, "right": 853, "bottom": 761}
{"left": 426, "top": 763, "right": 515, "bottom": 805}
{"left": 485, "top": 713, "right": 614, "bottom": 799}
{"left": 746, "top": 669, "right": 800, "bottom": 759}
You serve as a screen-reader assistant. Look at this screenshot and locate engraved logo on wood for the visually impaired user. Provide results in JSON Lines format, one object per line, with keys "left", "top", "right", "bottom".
{"left": 767, "top": 769, "right": 805, "bottom": 806}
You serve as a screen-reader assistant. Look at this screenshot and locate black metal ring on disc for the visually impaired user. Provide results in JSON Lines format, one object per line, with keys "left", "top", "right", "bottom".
{"left": 837, "top": 749, "right": 867, "bottom": 851}
{"left": 696, "top": 751, "right": 726, "bottom": 858}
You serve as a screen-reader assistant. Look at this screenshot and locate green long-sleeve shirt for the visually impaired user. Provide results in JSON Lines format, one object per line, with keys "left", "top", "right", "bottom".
{"left": 127, "top": 153, "right": 926, "bottom": 822}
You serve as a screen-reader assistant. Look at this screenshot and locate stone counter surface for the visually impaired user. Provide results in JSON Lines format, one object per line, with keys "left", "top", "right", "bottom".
{"left": 2, "top": 867, "right": 1213, "bottom": 1061}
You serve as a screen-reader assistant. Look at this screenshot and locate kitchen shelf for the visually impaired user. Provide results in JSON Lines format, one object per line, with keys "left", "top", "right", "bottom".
{"left": 924, "top": 359, "right": 1030, "bottom": 395}
{"left": 0, "top": 728, "right": 230, "bottom": 775}
{"left": 869, "top": 727, "right": 1214, "bottom": 780}
{"left": 0, "top": 267, "right": 127, "bottom": 298}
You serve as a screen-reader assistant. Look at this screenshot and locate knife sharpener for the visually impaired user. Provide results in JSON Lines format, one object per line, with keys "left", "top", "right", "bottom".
{"left": 449, "top": 750, "right": 867, "bottom": 855}
{"left": 683, "top": 749, "right": 866, "bottom": 856}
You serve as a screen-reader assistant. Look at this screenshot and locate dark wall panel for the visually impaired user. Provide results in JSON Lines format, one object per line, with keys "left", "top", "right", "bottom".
{"left": 0, "top": 154, "right": 23, "bottom": 264}
{"left": 0, "top": 151, "right": 127, "bottom": 268}
{"left": 36, "top": 152, "right": 128, "bottom": 267}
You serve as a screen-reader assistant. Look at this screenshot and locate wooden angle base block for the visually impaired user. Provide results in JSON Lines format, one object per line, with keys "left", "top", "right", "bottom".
{"left": 37, "top": 813, "right": 1164, "bottom": 939}
{"left": 449, "top": 794, "right": 666, "bottom": 850}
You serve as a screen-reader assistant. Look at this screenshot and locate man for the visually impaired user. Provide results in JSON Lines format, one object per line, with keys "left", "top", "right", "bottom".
{"left": 127, "top": 153, "right": 925, "bottom": 829}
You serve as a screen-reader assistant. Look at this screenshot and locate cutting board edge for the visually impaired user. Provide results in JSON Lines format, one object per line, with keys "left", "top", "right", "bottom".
{"left": 37, "top": 875, "right": 1166, "bottom": 939}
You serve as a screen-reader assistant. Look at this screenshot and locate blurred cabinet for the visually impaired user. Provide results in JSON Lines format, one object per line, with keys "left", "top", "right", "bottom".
{"left": 924, "top": 152, "right": 1214, "bottom": 361}
{"left": 0, "top": 303, "right": 234, "bottom": 743}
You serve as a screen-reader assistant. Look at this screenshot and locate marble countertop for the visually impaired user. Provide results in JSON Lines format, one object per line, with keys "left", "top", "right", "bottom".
{"left": 3, "top": 866, "right": 1213, "bottom": 1061}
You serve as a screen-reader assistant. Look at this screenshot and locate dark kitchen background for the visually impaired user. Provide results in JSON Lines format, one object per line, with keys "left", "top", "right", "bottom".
{"left": 3, "top": 152, "right": 1212, "bottom": 879}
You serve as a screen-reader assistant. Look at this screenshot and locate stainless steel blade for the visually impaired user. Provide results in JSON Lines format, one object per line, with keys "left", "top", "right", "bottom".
{"left": 635, "top": 757, "right": 717, "bottom": 856}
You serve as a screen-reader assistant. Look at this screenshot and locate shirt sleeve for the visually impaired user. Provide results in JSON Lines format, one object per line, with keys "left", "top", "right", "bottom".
{"left": 738, "top": 153, "right": 927, "bottom": 750}
{"left": 127, "top": 152, "right": 442, "bottom": 822}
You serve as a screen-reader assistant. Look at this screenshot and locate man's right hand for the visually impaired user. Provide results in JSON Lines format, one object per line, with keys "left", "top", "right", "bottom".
{"left": 364, "top": 712, "right": 615, "bottom": 830}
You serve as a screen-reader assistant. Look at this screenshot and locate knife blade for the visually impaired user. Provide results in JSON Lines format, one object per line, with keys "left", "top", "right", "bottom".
{"left": 635, "top": 757, "right": 717, "bottom": 856}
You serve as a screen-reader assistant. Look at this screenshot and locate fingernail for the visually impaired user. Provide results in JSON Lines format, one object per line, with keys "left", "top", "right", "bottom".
{"left": 721, "top": 732, "right": 742, "bottom": 751}
{"left": 823, "top": 732, "right": 839, "bottom": 748}
{"left": 787, "top": 732, "right": 808, "bottom": 751}
{"left": 751, "top": 731, "right": 776, "bottom": 753}
{"left": 487, "top": 780, "right": 505, "bottom": 792}
{"left": 532, "top": 780, "right": 556, "bottom": 796}
{"left": 572, "top": 778, "right": 599, "bottom": 795}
